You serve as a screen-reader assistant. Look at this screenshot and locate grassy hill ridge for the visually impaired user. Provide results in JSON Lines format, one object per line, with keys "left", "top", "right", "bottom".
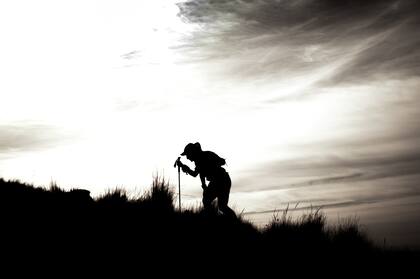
{"left": 0, "top": 177, "right": 417, "bottom": 273}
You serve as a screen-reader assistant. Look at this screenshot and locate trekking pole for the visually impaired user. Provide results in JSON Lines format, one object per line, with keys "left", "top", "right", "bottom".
{"left": 174, "top": 157, "right": 181, "bottom": 211}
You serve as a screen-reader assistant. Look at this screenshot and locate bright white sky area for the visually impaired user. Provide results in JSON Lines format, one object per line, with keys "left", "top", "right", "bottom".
{"left": 1, "top": 0, "right": 420, "bottom": 248}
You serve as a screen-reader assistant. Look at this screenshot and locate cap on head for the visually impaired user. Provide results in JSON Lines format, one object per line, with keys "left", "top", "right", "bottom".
{"left": 181, "top": 142, "right": 202, "bottom": 156}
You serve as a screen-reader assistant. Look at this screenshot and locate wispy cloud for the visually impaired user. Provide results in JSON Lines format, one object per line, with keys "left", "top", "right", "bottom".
{"left": 235, "top": 147, "right": 420, "bottom": 192}
{"left": 0, "top": 124, "right": 65, "bottom": 156}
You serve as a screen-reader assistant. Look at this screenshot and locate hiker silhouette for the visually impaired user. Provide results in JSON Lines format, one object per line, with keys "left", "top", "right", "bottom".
{"left": 177, "top": 142, "right": 236, "bottom": 218}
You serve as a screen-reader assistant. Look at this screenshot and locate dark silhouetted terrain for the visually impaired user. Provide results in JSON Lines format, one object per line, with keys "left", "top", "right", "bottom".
{"left": 0, "top": 177, "right": 417, "bottom": 275}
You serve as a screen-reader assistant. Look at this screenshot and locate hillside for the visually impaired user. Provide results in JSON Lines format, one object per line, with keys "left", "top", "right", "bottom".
{"left": 0, "top": 177, "right": 417, "bottom": 274}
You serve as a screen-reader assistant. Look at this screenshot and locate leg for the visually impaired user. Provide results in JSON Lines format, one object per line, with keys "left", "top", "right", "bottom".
{"left": 216, "top": 174, "right": 236, "bottom": 219}
{"left": 218, "top": 192, "right": 236, "bottom": 219}
{"left": 202, "top": 187, "right": 217, "bottom": 212}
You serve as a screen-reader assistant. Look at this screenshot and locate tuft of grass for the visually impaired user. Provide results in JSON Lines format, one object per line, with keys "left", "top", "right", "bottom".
{"left": 49, "top": 180, "right": 64, "bottom": 193}
{"left": 141, "top": 175, "right": 175, "bottom": 212}
{"left": 263, "top": 205, "right": 328, "bottom": 250}
{"left": 96, "top": 188, "right": 129, "bottom": 205}
{"left": 330, "top": 216, "right": 373, "bottom": 251}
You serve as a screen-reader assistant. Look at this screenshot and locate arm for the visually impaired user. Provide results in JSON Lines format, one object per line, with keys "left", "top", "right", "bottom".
{"left": 179, "top": 162, "right": 206, "bottom": 189}
{"left": 200, "top": 173, "right": 207, "bottom": 190}
{"left": 180, "top": 163, "right": 199, "bottom": 177}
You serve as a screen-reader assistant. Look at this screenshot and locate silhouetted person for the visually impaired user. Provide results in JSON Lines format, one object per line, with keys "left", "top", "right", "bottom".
{"left": 177, "top": 142, "right": 236, "bottom": 218}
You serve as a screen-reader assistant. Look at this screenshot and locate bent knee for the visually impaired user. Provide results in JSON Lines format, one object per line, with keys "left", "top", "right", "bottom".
{"left": 218, "top": 204, "right": 230, "bottom": 212}
{"left": 202, "top": 197, "right": 212, "bottom": 207}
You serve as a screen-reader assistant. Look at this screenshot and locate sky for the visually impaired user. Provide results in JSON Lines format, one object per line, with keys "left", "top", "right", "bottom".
{"left": 1, "top": 0, "right": 420, "bottom": 248}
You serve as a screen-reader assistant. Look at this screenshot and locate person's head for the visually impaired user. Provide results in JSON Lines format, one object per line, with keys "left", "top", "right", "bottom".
{"left": 181, "top": 142, "right": 202, "bottom": 161}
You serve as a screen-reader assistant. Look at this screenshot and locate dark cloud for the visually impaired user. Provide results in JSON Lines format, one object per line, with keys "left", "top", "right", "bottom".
{"left": 287, "top": 173, "right": 364, "bottom": 188}
{"left": 0, "top": 124, "right": 64, "bottom": 155}
{"left": 177, "top": 0, "right": 420, "bottom": 83}
{"left": 178, "top": 0, "right": 402, "bottom": 30}
{"left": 178, "top": 0, "right": 420, "bottom": 42}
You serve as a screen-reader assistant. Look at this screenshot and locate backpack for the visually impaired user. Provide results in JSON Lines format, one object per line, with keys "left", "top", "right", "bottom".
{"left": 204, "top": 151, "right": 226, "bottom": 168}
{"left": 217, "top": 156, "right": 226, "bottom": 167}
